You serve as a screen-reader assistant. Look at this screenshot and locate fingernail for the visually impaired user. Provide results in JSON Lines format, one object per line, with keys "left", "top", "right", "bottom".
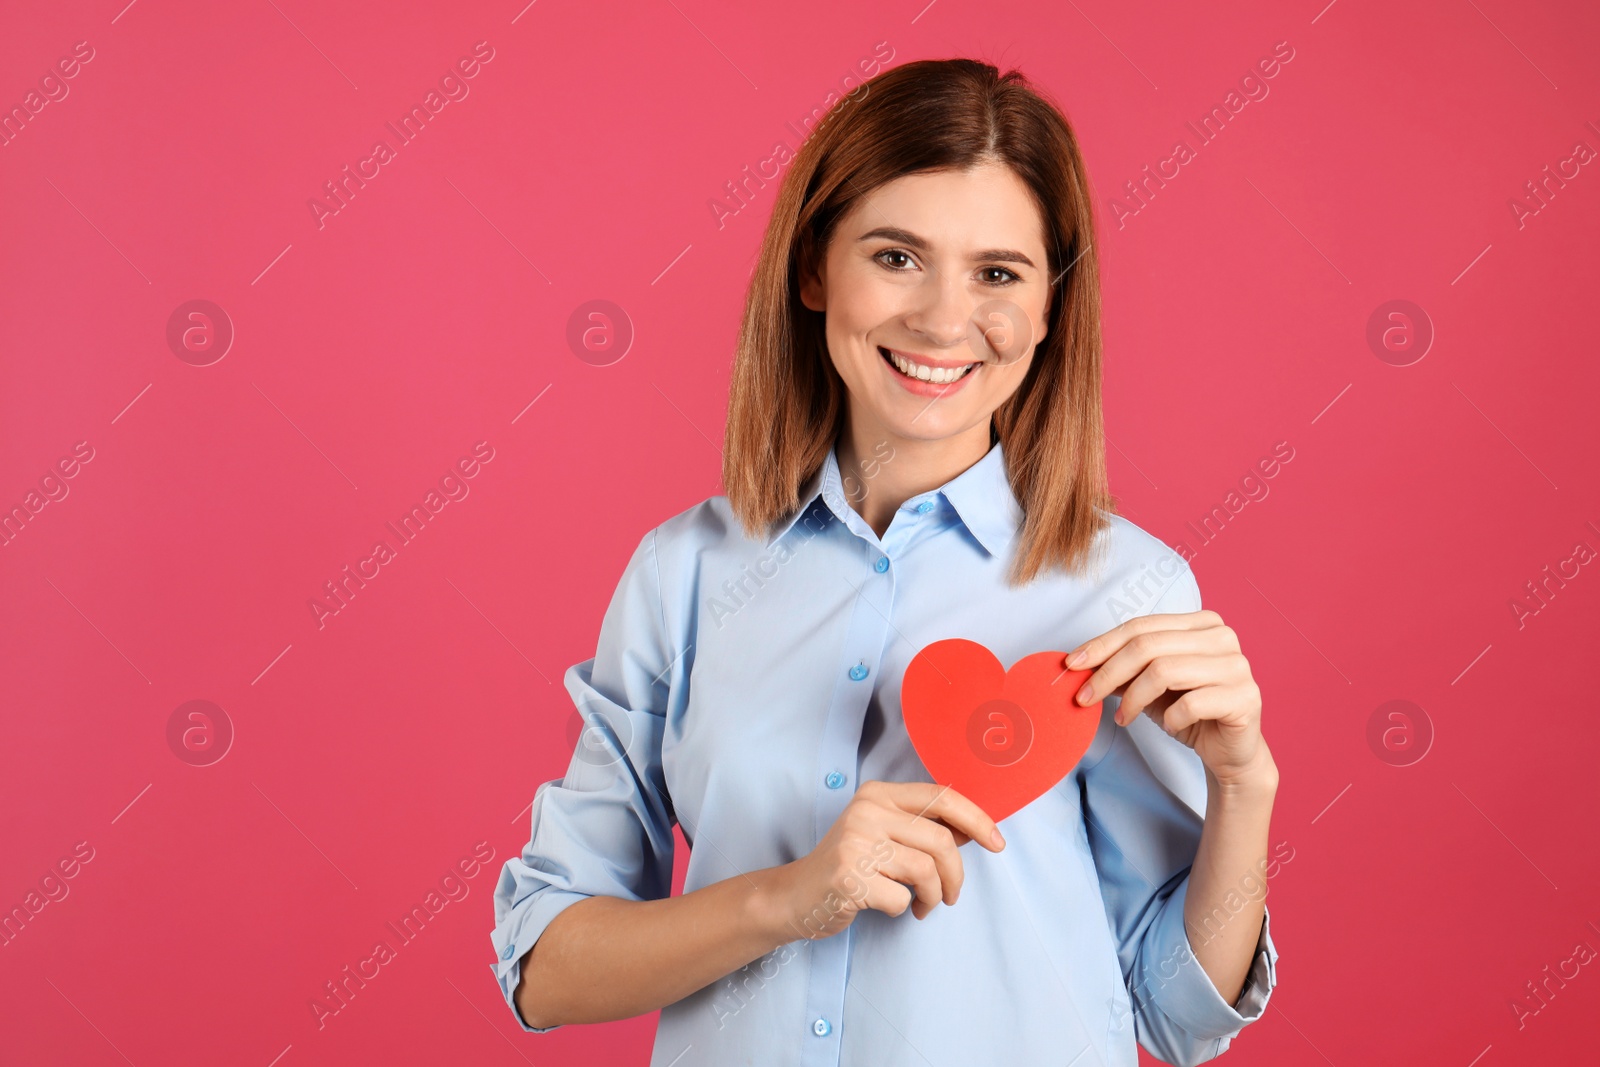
{"left": 1066, "top": 649, "right": 1087, "bottom": 669}
{"left": 1077, "top": 684, "right": 1093, "bottom": 705}
{"left": 991, "top": 828, "right": 1005, "bottom": 849}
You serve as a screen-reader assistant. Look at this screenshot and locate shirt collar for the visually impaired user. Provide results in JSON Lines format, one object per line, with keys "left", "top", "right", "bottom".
{"left": 765, "top": 438, "right": 1021, "bottom": 557}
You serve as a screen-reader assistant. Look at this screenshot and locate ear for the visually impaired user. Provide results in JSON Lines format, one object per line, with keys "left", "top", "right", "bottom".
{"left": 1033, "top": 286, "right": 1052, "bottom": 348}
{"left": 798, "top": 260, "right": 826, "bottom": 313}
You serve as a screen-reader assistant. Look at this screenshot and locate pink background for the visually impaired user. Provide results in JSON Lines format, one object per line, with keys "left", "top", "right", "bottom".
{"left": 3, "top": 0, "right": 1597, "bottom": 1064}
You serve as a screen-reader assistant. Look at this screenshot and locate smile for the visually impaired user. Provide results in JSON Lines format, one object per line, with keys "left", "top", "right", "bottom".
{"left": 878, "top": 346, "right": 980, "bottom": 387}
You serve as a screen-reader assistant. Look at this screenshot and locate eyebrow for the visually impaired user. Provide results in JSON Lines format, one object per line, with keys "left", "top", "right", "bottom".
{"left": 855, "top": 226, "right": 1038, "bottom": 269}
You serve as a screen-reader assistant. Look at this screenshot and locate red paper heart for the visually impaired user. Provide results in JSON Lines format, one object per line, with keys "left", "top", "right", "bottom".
{"left": 901, "top": 638, "right": 1102, "bottom": 825}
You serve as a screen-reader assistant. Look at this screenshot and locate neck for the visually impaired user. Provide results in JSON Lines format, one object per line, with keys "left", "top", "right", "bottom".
{"left": 835, "top": 417, "right": 993, "bottom": 538}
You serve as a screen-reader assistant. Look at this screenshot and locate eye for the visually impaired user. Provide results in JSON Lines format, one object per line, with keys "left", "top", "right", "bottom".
{"left": 875, "top": 249, "right": 917, "bottom": 272}
{"left": 980, "top": 267, "right": 1022, "bottom": 287}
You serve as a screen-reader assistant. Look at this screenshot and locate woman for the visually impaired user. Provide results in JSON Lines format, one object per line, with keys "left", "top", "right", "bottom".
{"left": 492, "top": 58, "right": 1280, "bottom": 1066}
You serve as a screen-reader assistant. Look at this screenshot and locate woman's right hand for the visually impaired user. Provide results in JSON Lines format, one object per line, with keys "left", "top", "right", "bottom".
{"left": 772, "top": 780, "right": 1005, "bottom": 940}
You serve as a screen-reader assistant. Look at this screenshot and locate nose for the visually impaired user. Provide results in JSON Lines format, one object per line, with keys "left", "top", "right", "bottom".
{"left": 901, "top": 266, "right": 974, "bottom": 350}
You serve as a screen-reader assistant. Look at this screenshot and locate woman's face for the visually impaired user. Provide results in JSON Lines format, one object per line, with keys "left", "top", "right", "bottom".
{"left": 799, "top": 162, "right": 1053, "bottom": 448}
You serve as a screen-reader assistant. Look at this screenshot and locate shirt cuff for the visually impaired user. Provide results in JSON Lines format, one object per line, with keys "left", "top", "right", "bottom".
{"left": 1141, "top": 875, "right": 1279, "bottom": 1043}
{"left": 490, "top": 888, "right": 592, "bottom": 1033}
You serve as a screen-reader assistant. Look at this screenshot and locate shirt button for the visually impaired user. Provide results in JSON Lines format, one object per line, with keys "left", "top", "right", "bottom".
{"left": 813, "top": 1017, "right": 832, "bottom": 1037}
{"left": 849, "top": 663, "right": 868, "bottom": 681}
{"left": 825, "top": 771, "right": 846, "bottom": 789}
{"left": 916, "top": 500, "right": 935, "bottom": 513}
{"left": 501, "top": 942, "right": 517, "bottom": 960}
{"left": 874, "top": 556, "right": 889, "bottom": 573}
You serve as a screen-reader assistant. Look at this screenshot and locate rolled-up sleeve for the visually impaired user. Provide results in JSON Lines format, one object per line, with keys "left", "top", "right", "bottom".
{"left": 490, "top": 528, "right": 679, "bottom": 1032}
{"left": 1078, "top": 558, "right": 1279, "bottom": 1065}
{"left": 1135, "top": 878, "right": 1278, "bottom": 1058}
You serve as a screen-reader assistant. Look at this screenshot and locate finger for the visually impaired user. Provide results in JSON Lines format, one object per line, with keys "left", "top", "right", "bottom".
{"left": 869, "top": 846, "right": 944, "bottom": 915}
{"left": 1065, "top": 610, "right": 1225, "bottom": 671}
{"left": 877, "top": 781, "right": 1004, "bottom": 852}
{"left": 922, "top": 818, "right": 980, "bottom": 852}
{"left": 1163, "top": 682, "right": 1260, "bottom": 735}
{"left": 861, "top": 873, "right": 917, "bottom": 919}
{"left": 1076, "top": 629, "right": 1231, "bottom": 711}
{"left": 1144, "top": 690, "right": 1182, "bottom": 718}
{"left": 1115, "top": 653, "right": 1247, "bottom": 725}
{"left": 1122, "top": 692, "right": 1181, "bottom": 734}
{"left": 875, "top": 812, "right": 967, "bottom": 904}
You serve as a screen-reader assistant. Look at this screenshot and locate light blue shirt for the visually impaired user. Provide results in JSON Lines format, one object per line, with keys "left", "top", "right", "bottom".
{"left": 491, "top": 437, "right": 1278, "bottom": 1066}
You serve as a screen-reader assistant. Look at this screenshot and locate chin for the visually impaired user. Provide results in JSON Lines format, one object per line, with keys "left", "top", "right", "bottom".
{"left": 871, "top": 404, "right": 972, "bottom": 442}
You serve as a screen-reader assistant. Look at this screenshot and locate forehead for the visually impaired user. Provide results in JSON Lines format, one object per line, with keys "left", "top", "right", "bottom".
{"left": 836, "top": 164, "right": 1048, "bottom": 254}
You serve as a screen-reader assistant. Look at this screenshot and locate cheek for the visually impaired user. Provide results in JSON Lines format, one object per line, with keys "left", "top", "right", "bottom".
{"left": 831, "top": 266, "right": 907, "bottom": 328}
{"left": 985, "top": 359, "right": 1032, "bottom": 394}
{"left": 832, "top": 298, "right": 887, "bottom": 342}
{"left": 824, "top": 317, "right": 862, "bottom": 373}
{"left": 825, "top": 305, "right": 884, "bottom": 368}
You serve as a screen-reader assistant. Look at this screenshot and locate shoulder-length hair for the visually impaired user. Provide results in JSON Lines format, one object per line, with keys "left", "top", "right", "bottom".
{"left": 722, "top": 57, "right": 1115, "bottom": 587}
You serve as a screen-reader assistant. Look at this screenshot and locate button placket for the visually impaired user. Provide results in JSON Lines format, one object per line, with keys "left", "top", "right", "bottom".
{"left": 801, "top": 542, "right": 894, "bottom": 1066}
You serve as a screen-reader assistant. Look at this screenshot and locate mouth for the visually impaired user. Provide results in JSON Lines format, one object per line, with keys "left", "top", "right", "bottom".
{"left": 877, "top": 346, "right": 981, "bottom": 387}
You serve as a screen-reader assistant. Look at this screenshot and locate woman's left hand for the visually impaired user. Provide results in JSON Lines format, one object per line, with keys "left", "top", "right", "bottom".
{"left": 1064, "top": 610, "right": 1273, "bottom": 787}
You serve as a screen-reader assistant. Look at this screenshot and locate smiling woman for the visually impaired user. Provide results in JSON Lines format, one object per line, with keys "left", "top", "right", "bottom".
{"left": 796, "top": 163, "right": 1059, "bottom": 488}
{"left": 725, "top": 64, "right": 1112, "bottom": 588}
{"left": 494, "top": 57, "right": 1280, "bottom": 1067}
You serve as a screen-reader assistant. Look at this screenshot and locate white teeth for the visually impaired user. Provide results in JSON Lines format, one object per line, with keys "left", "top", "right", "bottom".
{"left": 884, "top": 349, "right": 975, "bottom": 384}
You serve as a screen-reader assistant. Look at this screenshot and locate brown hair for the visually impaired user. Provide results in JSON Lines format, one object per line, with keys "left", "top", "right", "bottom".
{"left": 721, "top": 57, "right": 1115, "bottom": 586}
